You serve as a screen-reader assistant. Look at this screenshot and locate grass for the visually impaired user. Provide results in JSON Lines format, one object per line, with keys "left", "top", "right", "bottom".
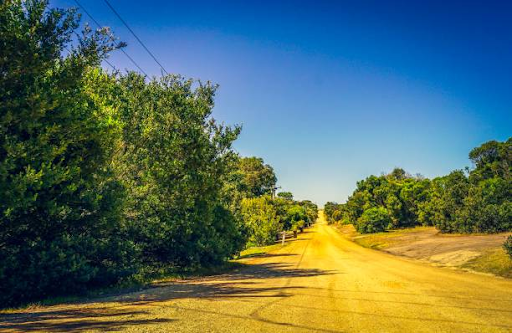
{"left": 353, "top": 235, "right": 393, "bottom": 249}
{"left": 237, "top": 243, "right": 287, "bottom": 259}
{"left": 352, "top": 226, "right": 431, "bottom": 250}
{"left": 463, "top": 248, "right": 512, "bottom": 279}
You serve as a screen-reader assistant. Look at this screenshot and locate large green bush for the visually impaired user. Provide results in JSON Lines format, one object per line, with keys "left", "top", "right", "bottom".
{"left": 0, "top": 1, "right": 131, "bottom": 306}
{"left": 110, "top": 72, "right": 244, "bottom": 268}
{"left": 241, "top": 196, "right": 281, "bottom": 246}
{"left": 504, "top": 236, "right": 512, "bottom": 259}
{"left": 356, "top": 207, "right": 391, "bottom": 234}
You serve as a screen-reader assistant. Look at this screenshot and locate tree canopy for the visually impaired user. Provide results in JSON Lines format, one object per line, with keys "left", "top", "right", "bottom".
{"left": 325, "top": 139, "right": 511, "bottom": 234}
{"left": 0, "top": 0, "right": 317, "bottom": 307}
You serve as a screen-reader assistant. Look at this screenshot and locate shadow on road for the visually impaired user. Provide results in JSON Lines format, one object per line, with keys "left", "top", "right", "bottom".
{"left": 237, "top": 253, "right": 298, "bottom": 259}
{"left": 0, "top": 262, "right": 334, "bottom": 332}
{"left": 3, "top": 251, "right": 509, "bottom": 332}
{"left": 0, "top": 309, "right": 174, "bottom": 332}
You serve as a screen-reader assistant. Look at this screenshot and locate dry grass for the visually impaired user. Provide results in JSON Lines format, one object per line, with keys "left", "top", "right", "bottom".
{"left": 345, "top": 225, "right": 511, "bottom": 278}
{"left": 351, "top": 226, "right": 434, "bottom": 249}
{"left": 463, "top": 248, "right": 512, "bottom": 279}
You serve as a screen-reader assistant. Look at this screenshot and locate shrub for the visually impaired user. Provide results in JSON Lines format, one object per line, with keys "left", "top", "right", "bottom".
{"left": 504, "top": 236, "right": 512, "bottom": 259}
{"left": 0, "top": 1, "right": 129, "bottom": 306}
{"left": 356, "top": 207, "right": 391, "bottom": 234}
{"left": 241, "top": 196, "right": 281, "bottom": 246}
{"left": 332, "top": 210, "right": 342, "bottom": 222}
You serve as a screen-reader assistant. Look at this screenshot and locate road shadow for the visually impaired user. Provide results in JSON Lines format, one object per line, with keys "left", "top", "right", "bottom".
{"left": 0, "top": 308, "right": 174, "bottom": 332}
{"left": 123, "top": 262, "right": 337, "bottom": 303}
{"left": 237, "top": 253, "right": 298, "bottom": 259}
{"left": 0, "top": 261, "right": 334, "bottom": 332}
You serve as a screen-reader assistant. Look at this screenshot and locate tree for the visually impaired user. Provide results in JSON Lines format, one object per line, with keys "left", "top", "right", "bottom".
{"left": 388, "top": 167, "right": 409, "bottom": 181}
{"left": 277, "top": 191, "right": 293, "bottom": 200}
{"left": 504, "top": 236, "right": 512, "bottom": 259}
{"left": 300, "top": 200, "right": 319, "bottom": 224}
{"left": 111, "top": 72, "right": 244, "bottom": 267}
{"left": 356, "top": 207, "right": 390, "bottom": 234}
{"left": 332, "top": 138, "right": 511, "bottom": 234}
{"left": 469, "top": 139, "right": 511, "bottom": 182}
{"left": 285, "top": 204, "right": 308, "bottom": 231}
{"left": 335, "top": 170, "right": 428, "bottom": 230}
{"left": 237, "top": 157, "right": 277, "bottom": 197}
{"left": 0, "top": 0, "right": 260, "bottom": 307}
{"left": 241, "top": 196, "right": 280, "bottom": 246}
{"left": 324, "top": 201, "right": 341, "bottom": 223}
{"left": 332, "top": 210, "right": 342, "bottom": 222}
{"left": 0, "top": 0, "right": 128, "bottom": 306}
{"left": 456, "top": 176, "right": 511, "bottom": 233}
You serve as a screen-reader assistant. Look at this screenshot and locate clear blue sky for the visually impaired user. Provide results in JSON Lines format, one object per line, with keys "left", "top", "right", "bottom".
{"left": 54, "top": 0, "right": 511, "bottom": 205}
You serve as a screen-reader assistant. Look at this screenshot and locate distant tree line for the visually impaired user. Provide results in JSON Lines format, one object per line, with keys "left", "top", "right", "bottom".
{"left": 325, "top": 138, "right": 511, "bottom": 235}
{"left": 240, "top": 192, "right": 318, "bottom": 247}
{"left": 0, "top": 1, "right": 317, "bottom": 307}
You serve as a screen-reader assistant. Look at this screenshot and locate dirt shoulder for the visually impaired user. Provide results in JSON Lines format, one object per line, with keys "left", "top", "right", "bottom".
{"left": 335, "top": 224, "right": 512, "bottom": 278}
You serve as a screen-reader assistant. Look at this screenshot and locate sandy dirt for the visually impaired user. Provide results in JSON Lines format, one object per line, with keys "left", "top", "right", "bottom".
{"left": 1, "top": 214, "right": 512, "bottom": 333}
{"left": 346, "top": 225, "right": 510, "bottom": 267}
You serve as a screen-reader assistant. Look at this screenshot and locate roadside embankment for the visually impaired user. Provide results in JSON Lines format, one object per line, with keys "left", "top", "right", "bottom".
{"left": 334, "top": 224, "right": 512, "bottom": 278}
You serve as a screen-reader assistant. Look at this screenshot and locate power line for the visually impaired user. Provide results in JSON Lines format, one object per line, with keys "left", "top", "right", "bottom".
{"left": 103, "top": 0, "right": 168, "bottom": 75}
{"left": 73, "top": 0, "right": 148, "bottom": 76}
{"left": 103, "top": 58, "right": 117, "bottom": 71}
{"left": 65, "top": 45, "right": 117, "bottom": 71}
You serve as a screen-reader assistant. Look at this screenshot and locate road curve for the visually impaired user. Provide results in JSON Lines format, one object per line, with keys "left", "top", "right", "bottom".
{"left": 2, "top": 214, "right": 512, "bottom": 332}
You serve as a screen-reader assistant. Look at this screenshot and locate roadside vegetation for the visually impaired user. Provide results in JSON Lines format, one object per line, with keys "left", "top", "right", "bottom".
{"left": 325, "top": 139, "right": 510, "bottom": 236}
{"left": 0, "top": 1, "right": 317, "bottom": 308}
{"left": 463, "top": 247, "right": 512, "bottom": 278}
{"left": 505, "top": 236, "right": 512, "bottom": 258}
{"left": 326, "top": 138, "right": 511, "bottom": 276}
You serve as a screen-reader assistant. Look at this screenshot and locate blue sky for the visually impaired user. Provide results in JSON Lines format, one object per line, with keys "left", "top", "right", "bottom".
{"left": 53, "top": 0, "right": 511, "bottom": 205}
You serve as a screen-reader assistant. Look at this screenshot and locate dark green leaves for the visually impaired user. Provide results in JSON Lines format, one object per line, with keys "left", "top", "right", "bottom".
{"left": 326, "top": 138, "right": 511, "bottom": 234}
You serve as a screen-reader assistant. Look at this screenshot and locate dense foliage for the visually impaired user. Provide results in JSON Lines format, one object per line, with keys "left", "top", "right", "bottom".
{"left": 0, "top": 1, "right": 317, "bottom": 306}
{"left": 356, "top": 207, "right": 390, "bottom": 234}
{"left": 505, "top": 236, "right": 512, "bottom": 259}
{"left": 222, "top": 156, "right": 317, "bottom": 246}
{"left": 241, "top": 195, "right": 318, "bottom": 246}
{"left": 241, "top": 196, "right": 280, "bottom": 246}
{"left": 0, "top": 0, "right": 129, "bottom": 306}
{"left": 325, "top": 139, "right": 511, "bottom": 234}
{"left": 111, "top": 72, "right": 244, "bottom": 268}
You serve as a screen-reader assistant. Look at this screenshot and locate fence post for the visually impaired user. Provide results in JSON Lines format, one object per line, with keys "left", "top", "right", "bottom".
{"left": 281, "top": 231, "right": 285, "bottom": 246}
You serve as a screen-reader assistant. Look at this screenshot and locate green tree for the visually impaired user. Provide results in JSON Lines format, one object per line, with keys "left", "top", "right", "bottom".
{"left": 277, "top": 191, "right": 293, "bottom": 200}
{"left": 356, "top": 207, "right": 390, "bottom": 234}
{"left": 324, "top": 201, "right": 341, "bottom": 223}
{"left": 456, "top": 177, "right": 511, "bottom": 233}
{"left": 300, "top": 200, "right": 319, "bottom": 225}
{"left": 237, "top": 157, "right": 277, "bottom": 197}
{"left": 112, "top": 72, "right": 243, "bottom": 267}
{"left": 0, "top": 0, "right": 128, "bottom": 306}
{"left": 328, "top": 139, "right": 511, "bottom": 234}
{"left": 285, "top": 204, "right": 308, "bottom": 231}
{"left": 504, "top": 236, "right": 512, "bottom": 259}
{"left": 241, "top": 196, "right": 280, "bottom": 246}
{"left": 469, "top": 138, "right": 511, "bottom": 182}
{"left": 423, "top": 171, "right": 470, "bottom": 233}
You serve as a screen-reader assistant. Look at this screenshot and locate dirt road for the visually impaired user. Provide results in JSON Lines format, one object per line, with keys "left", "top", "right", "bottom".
{"left": 2, "top": 214, "right": 512, "bottom": 332}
